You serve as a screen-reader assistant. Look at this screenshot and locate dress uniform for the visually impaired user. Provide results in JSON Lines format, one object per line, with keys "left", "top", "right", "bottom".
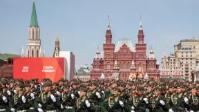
{"left": 35, "top": 81, "right": 60, "bottom": 112}
{"left": 154, "top": 97, "right": 168, "bottom": 112}
{"left": 0, "top": 85, "right": 10, "bottom": 112}
{"left": 61, "top": 90, "right": 78, "bottom": 112}
{"left": 136, "top": 97, "right": 150, "bottom": 112}
{"left": 190, "top": 92, "right": 199, "bottom": 111}
{"left": 10, "top": 81, "right": 27, "bottom": 112}
{"left": 23, "top": 83, "right": 38, "bottom": 112}
{"left": 77, "top": 99, "right": 95, "bottom": 112}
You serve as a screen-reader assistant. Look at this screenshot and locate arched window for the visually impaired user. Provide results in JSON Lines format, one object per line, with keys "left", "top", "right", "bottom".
{"left": 32, "top": 29, "right": 34, "bottom": 40}
{"left": 37, "top": 49, "right": 39, "bottom": 57}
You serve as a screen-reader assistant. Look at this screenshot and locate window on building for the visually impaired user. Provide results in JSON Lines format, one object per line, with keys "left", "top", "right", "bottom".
{"left": 32, "top": 30, "right": 34, "bottom": 40}
{"left": 32, "top": 50, "right": 34, "bottom": 57}
{"left": 37, "top": 50, "right": 39, "bottom": 57}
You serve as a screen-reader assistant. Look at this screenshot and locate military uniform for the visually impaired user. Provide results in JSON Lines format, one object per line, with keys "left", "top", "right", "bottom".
{"left": 154, "top": 96, "right": 168, "bottom": 112}
{"left": 77, "top": 99, "right": 95, "bottom": 112}
{"left": 190, "top": 95, "right": 199, "bottom": 111}
{"left": 35, "top": 82, "right": 60, "bottom": 112}
{"left": 0, "top": 90, "right": 9, "bottom": 112}
{"left": 136, "top": 97, "right": 150, "bottom": 112}
{"left": 149, "top": 95, "right": 157, "bottom": 111}
{"left": 61, "top": 90, "right": 78, "bottom": 112}
{"left": 9, "top": 81, "right": 28, "bottom": 112}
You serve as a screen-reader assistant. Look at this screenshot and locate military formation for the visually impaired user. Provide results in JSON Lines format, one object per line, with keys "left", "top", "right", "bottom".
{"left": 0, "top": 78, "right": 198, "bottom": 112}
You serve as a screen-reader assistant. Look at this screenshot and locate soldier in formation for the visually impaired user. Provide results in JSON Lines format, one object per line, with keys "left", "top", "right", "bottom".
{"left": 0, "top": 78, "right": 198, "bottom": 112}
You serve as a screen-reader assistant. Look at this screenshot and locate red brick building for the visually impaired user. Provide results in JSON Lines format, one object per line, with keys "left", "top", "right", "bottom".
{"left": 90, "top": 22, "right": 160, "bottom": 80}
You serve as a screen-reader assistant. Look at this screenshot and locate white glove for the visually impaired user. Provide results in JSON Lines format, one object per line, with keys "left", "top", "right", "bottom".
{"left": 38, "top": 103, "right": 42, "bottom": 108}
{"left": 143, "top": 98, "right": 148, "bottom": 104}
{"left": 30, "top": 93, "right": 35, "bottom": 99}
{"left": 22, "top": 96, "right": 26, "bottom": 103}
{"left": 131, "top": 106, "right": 135, "bottom": 110}
{"left": 61, "top": 104, "right": 64, "bottom": 109}
{"left": 10, "top": 108, "right": 15, "bottom": 112}
{"left": 85, "top": 100, "right": 90, "bottom": 108}
{"left": 56, "top": 91, "right": 61, "bottom": 96}
{"left": 96, "top": 92, "right": 101, "bottom": 99}
{"left": 50, "top": 94, "right": 56, "bottom": 102}
{"left": 184, "top": 97, "right": 189, "bottom": 104}
{"left": 160, "top": 100, "right": 165, "bottom": 106}
{"left": 169, "top": 108, "right": 174, "bottom": 112}
{"left": 78, "top": 91, "right": 80, "bottom": 95}
{"left": 2, "top": 96, "right": 7, "bottom": 103}
{"left": 13, "top": 90, "right": 17, "bottom": 94}
{"left": 101, "top": 91, "right": 105, "bottom": 95}
{"left": 37, "top": 108, "right": 44, "bottom": 112}
{"left": 7, "top": 90, "right": 11, "bottom": 96}
{"left": 119, "top": 100, "right": 124, "bottom": 107}
{"left": 71, "top": 93, "right": 75, "bottom": 99}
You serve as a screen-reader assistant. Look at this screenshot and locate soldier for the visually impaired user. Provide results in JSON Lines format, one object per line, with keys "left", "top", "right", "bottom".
{"left": 23, "top": 82, "right": 36, "bottom": 112}
{"left": 153, "top": 92, "right": 168, "bottom": 112}
{"left": 108, "top": 87, "right": 119, "bottom": 109}
{"left": 131, "top": 90, "right": 140, "bottom": 109}
{"left": 35, "top": 81, "right": 60, "bottom": 112}
{"left": 165, "top": 89, "right": 173, "bottom": 109}
{"left": 10, "top": 81, "right": 27, "bottom": 112}
{"left": 77, "top": 98, "right": 95, "bottom": 112}
{"left": 76, "top": 84, "right": 96, "bottom": 112}
{"left": 60, "top": 84, "right": 75, "bottom": 112}
{"left": 170, "top": 88, "right": 179, "bottom": 111}
{"left": 190, "top": 87, "right": 199, "bottom": 111}
{"left": 0, "top": 84, "right": 9, "bottom": 112}
{"left": 61, "top": 87, "right": 79, "bottom": 112}
{"left": 0, "top": 78, "right": 13, "bottom": 112}
{"left": 108, "top": 87, "right": 130, "bottom": 112}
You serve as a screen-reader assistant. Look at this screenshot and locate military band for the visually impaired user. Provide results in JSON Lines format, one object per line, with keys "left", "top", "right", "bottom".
{"left": 0, "top": 78, "right": 198, "bottom": 112}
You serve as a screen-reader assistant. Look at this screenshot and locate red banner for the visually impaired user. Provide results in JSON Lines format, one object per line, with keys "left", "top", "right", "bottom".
{"left": 13, "top": 57, "right": 65, "bottom": 82}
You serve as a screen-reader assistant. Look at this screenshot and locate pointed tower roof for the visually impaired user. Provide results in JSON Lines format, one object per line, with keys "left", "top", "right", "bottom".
{"left": 137, "top": 16, "right": 144, "bottom": 44}
{"left": 106, "top": 16, "right": 112, "bottom": 32}
{"left": 107, "top": 16, "right": 111, "bottom": 30}
{"left": 139, "top": 16, "right": 143, "bottom": 30}
{"left": 148, "top": 47, "right": 155, "bottom": 59}
{"left": 105, "top": 16, "right": 112, "bottom": 44}
{"left": 95, "top": 46, "right": 101, "bottom": 59}
{"left": 30, "top": 1, "right": 39, "bottom": 27}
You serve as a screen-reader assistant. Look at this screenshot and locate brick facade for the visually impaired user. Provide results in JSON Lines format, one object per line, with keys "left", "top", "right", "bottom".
{"left": 90, "top": 23, "right": 160, "bottom": 80}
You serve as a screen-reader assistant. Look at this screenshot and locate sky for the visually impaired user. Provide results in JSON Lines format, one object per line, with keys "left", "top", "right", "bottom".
{"left": 0, "top": 0, "right": 199, "bottom": 69}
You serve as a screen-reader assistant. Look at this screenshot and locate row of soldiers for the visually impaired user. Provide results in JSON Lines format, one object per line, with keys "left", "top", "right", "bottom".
{"left": 0, "top": 78, "right": 198, "bottom": 112}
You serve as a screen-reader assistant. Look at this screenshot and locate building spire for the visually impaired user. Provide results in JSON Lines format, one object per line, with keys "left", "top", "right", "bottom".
{"left": 137, "top": 16, "right": 144, "bottom": 44}
{"left": 139, "top": 16, "right": 143, "bottom": 30}
{"left": 149, "top": 46, "right": 155, "bottom": 59}
{"left": 95, "top": 45, "right": 101, "bottom": 59}
{"left": 107, "top": 16, "right": 111, "bottom": 30}
{"left": 105, "top": 16, "right": 112, "bottom": 44}
{"left": 30, "top": 1, "right": 39, "bottom": 27}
